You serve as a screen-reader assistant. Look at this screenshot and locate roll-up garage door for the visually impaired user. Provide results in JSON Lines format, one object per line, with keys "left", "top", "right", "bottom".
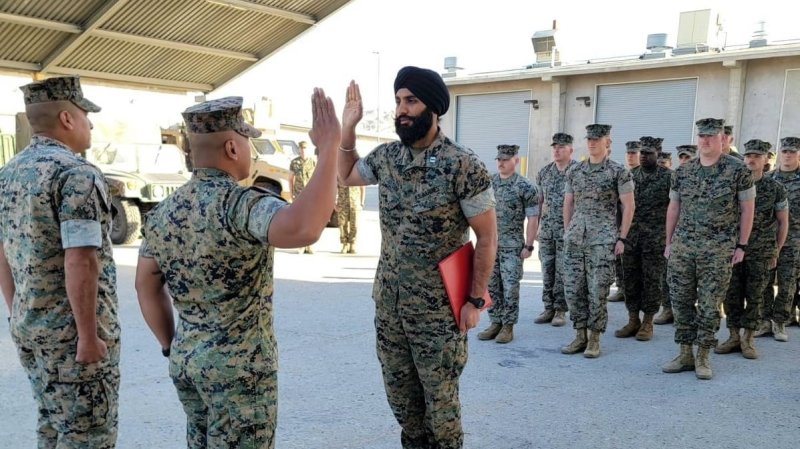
{"left": 596, "top": 79, "right": 697, "bottom": 163}
{"left": 779, "top": 69, "right": 800, "bottom": 139}
{"left": 455, "top": 91, "right": 531, "bottom": 172}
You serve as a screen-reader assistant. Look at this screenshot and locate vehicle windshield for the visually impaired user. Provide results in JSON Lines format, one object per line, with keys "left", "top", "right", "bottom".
{"left": 90, "top": 143, "right": 188, "bottom": 174}
{"left": 252, "top": 139, "right": 281, "bottom": 156}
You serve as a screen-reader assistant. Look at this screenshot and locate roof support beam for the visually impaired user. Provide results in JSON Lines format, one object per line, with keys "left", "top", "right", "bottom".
{"left": 0, "top": 59, "right": 41, "bottom": 71}
{"left": 48, "top": 67, "right": 213, "bottom": 92}
{"left": 41, "top": 0, "right": 131, "bottom": 72}
{"left": 205, "top": 0, "right": 316, "bottom": 24}
{"left": 92, "top": 29, "right": 259, "bottom": 61}
{"left": 0, "top": 12, "right": 82, "bottom": 33}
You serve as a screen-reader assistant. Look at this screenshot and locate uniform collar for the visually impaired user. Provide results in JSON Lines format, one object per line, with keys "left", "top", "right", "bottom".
{"left": 192, "top": 167, "right": 236, "bottom": 181}
{"left": 30, "top": 135, "right": 73, "bottom": 153}
{"left": 399, "top": 131, "right": 447, "bottom": 171}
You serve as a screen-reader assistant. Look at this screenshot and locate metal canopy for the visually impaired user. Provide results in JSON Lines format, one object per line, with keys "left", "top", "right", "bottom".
{"left": 0, "top": 0, "right": 352, "bottom": 92}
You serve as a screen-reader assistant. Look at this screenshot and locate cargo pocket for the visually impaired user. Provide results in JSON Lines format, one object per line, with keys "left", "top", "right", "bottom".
{"left": 44, "top": 362, "right": 112, "bottom": 433}
{"left": 229, "top": 404, "right": 274, "bottom": 449}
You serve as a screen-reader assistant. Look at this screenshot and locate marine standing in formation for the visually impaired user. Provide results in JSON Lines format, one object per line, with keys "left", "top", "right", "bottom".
{"left": 290, "top": 140, "right": 318, "bottom": 254}
{"left": 479, "top": 144, "right": 538, "bottom": 344}
{"left": 337, "top": 67, "right": 497, "bottom": 449}
{"left": 336, "top": 181, "right": 364, "bottom": 254}
{"left": 723, "top": 125, "right": 744, "bottom": 160}
{"left": 135, "top": 92, "right": 342, "bottom": 448}
{"left": 0, "top": 76, "right": 121, "bottom": 448}
{"left": 609, "top": 140, "right": 643, "bottom": 303}
{"left": 534, "top": 133, "right": 577, "bottom": 326}
{"left": 662, "top": 117, "right": 755, "bottom": 380}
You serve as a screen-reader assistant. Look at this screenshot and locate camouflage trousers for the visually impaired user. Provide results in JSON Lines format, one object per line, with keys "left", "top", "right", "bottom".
{"left": 538, "top": 238, "right": 568, "bottom": 312}
{"left": 488, "top": 247, "right": 524, "bottom": 325}
{"left": 338, "top": 204, "right": 358, "bottom": 244}
{"left": 171, "top": 367, "right": 278, "bottom": 449}
{"left": 375, "top": 298, "right": 467, "bottom": 449}
{"left": 662, "top": 267, "right": 671, "bottom": 308}
{"left": 16, "top": 340, "right": 120, "bottom": 449}
{"left": 724, "top": 255, "right": 770, "bottom": 330}
{"left": 668, "top": 242, "right": 732, "bottom": 348}
{"left": 563, "top": 243, "right": 615, "bottom": 332}
{"left": 763, "top": 245, "right": 799, "bottom": 323}
{"left": 614, "top": 257, "right": 624, "bottom": 292}
{"left": 621, "top": 239, "right": 665, "bottom": 315}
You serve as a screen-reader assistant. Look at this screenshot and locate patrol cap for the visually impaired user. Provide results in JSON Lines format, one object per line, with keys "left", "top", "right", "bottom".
{"left": 639, "top": 136, "right": 664, "bottom": 152}
{"left": 551, "top": 133, "right": 573, "bottom": 146}
{"left": 724, "top": 125, "right": 734, "bottom": 136}
{"left": 182, "top": 96, "right": 261, "bottom": 138}
{"left": 658, "top": 151, "right": 672, "bottom": 161}
{"left": 19, "top": 75, "right": 100, "bottom": 113}
{"left": 625, "top": 141, "right": 642, "bottom": 153}
{"left": 695, "top": 118, "right": 725, "bottom": 136}
{"left": 743, "top": 139, "right": 772, "bottom": 155}
{"left": 585, "top": 124, "right": 611, "bottom": 139}
{"left": 780, "top": 137, "right": 800, "bottom": 152}
{"left": 676, "top": 145, "right": 697, "bottom": 157}
{"left": 496, "top": 144, "right": 520, "bottom": 160}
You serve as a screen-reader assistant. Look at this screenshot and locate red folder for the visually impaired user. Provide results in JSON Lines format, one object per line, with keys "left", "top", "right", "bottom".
{"left": 438, "top": 242, "right": 493, "bottom": 327}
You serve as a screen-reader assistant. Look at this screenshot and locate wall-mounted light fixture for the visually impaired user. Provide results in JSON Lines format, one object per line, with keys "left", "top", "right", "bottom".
{"left": 523, "top": 99, "right": 540, "bottom": 110}
{"left": 576, "top": 96, "right": 591, "bottom": 107}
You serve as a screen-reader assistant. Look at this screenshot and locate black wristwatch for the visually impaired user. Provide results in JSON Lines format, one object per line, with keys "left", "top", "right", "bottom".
{"left": 736, "top": 243, "right": 748, "bottom": 252}
{"left": 161, "top": 347, "right": 171, "bottom": 358}
{"left": 465, "top": 296, "right": 486, "bottom": 309}
{"left": 525, "top": 244, "right": 534, "bottom": 251}
{"left": 617, "top": 237, "right": 628, "bottom": 244}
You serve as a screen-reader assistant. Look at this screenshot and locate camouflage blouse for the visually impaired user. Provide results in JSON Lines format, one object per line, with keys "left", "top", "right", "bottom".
{"left": 492, "top": 172, "right": 538, "bottom": 249}
{"left": 536, "top": 160, "right": 578, "bottom": 241}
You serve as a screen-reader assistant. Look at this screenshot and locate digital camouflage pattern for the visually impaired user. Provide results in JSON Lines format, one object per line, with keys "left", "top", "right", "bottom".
{"left": 181, "top": 96, "right": 261, "bottom": 138}
{"left": 622, "top": 165, "right": 671, "bottom": 315}
{"left": 20, "top": 75, "right": 100, "bottom": 112}
{"left": 337, "top": 184, "right": 360, "bottom": 245}
{"left": 668, "top": 154, "right": 755, "bottom": 348}
{"left": 696, "top": 118, "right": 725, "bottom": 136}
{"left": 563, "top": 158, "right": 633, "bottom": 331}
{"left": 765, "top": 166, "right": 800, "bottom": 323}
{"left": 488, "top": 172, "right": 538, "bottom": 325}
{"left": 0, "top": 135, "right": 120, "bottom": 447}
{"left": 357, "top": 131, "right": 494, "bottom": 449}
{"left": 536, "top": 160, "right": 578, "bottom": 313}
{"left": 495, "top": 144, "right": 519, "bottom": 160}
{"left": 139, "top": 168, "right": 287, "bottom": 449}
{"left": 585, "top": 124, "right": 612, "bottom": 139}
{"left": 290, "top": 156, "right": 317, "bottom": 197}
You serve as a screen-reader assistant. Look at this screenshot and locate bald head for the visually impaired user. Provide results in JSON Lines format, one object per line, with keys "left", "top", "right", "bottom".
{"left": 25, "top": 100, "right": 93, "bottom": 152}
{"left": 187, "top": 130, "right": 251, "bottom": 180}
{"left": 25, "top": 100, "right": 79, "bottom": 133}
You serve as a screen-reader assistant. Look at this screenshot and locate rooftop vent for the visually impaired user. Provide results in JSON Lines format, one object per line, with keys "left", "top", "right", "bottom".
{"left": 442, "top": 56, "right": 462, "bottom": 78}
{"left": 749, "top": 20, "right": 768, "bottom": 48}
{"left": 530, "top": 20, "right": 561, "bottom": 68}
{"left": 673, "top": 9, "right": 726, "bottom": 55}
{"left": 641, "top": 33, "right": 672, "bottom": 59}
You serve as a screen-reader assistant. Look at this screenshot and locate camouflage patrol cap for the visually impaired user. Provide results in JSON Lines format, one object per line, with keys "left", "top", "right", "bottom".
{"left": 19, "top": 76, "right": 100, "bottom": 113}
{"left": 496, "top": 144, "right": 520, "bottom": 160}
{"left": 625, "top": 141, "right": 642, "bottom": 153}
{"left": 743, "top": 139, "right": 772, "bottom": 155}
{"left": 551, "top": 133, "right": 573, "bottom": 146}
{"left": 780, "top": 137, "right": 800, "bottom": 152}
{"left": 639, "top": 136, "right": 664, "bottom": 152}
{"left": 585, "top": 124, "right": 611, "bottom": 139}
{"left": 676, "top": 144, "right": 697, "bottom": 157}
{"left": 695, "top": 118, "right": 725, "bottom": 136}
{"left": 658, "top": 151, "right": 672, "bottom": 161}
{"left": 182, "top": 96, "right": 261, "bottom": 138}
{"left": 724, "top": 125, "right": 734, "bottom": 136}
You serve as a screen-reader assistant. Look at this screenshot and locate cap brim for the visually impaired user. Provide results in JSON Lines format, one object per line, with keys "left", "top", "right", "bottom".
{"left": 72, "top": 97, "right": 101, "bottom": 113}
{"left": 781, "top": 147, "right": 800, "bottom": 152}
{"left": 238, "top": 122, "right": 262, "bottom": 138}
{"left": 495, "top": 155, "right": 513, "bottom": 160}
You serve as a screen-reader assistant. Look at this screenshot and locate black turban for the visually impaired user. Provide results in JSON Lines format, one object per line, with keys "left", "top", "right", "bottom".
{"left": 393, "top": 66, "right": 450, "bottom": 116}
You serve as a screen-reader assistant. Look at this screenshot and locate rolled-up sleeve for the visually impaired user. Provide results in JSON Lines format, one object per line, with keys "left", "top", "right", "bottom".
{"left": 356, "top": 159, "right": 378, "bottom": 185}
{"left": 57, "top": 166, "right": 108, "bottom": 249}
{"left": 247, "top": 196, "right": 288, "bottom": 245}
{"left": 461, "top": 187, "right": 496, "bottom": 218}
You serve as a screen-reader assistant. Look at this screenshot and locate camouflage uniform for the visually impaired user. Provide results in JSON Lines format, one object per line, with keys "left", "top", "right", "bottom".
{"left": 488, "top": 170, "right": 538, "bottom": 325}
{"left": 289, "top": 156, "right": 316, "bottom": 197}
{"left": 622, "top": 164, "right": 671, "bottom": 315}
{"left": 337, "top": 183, "right": 360, "bottom": 246}
{"left": 668, "top": 154, "right": 754, "bottom": 348}
{"left": 0, "top": 76, "right": 120, "bottom": 449}
{"left": 140, "top": 98, "right": 287, "bottom": 449}
{"left": 356, "top": 131, "right": 494, "bottom": 449}
{"left": 536, "top": 159, "right": 578, "bottom": 313}
{"left": 563, "top": 157, "right": 634, "bottom": 332}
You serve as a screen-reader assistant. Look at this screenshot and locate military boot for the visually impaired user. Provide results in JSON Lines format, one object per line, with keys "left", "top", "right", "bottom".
{"left": 614, "top": 311, "right": 641, "bottom": 338}
{"left": 662, "top": 344, "right": 695, "bottom": 373}
{"left": 534, "top": 309, "right": 555, "bottom": 324}
{"left": 740, "top": 329, "right": 758, "bottom": 359}
{"left": 551, "top": 310, "right": 567, "bottom": 327}
{"left": 753, "top": 319, "right": 772, "bottom": 337}
{"left": 607, "top": 289, "right": 625, "bottom": 302}
{"left": 635, "top": 314, "right": 655, "bottom": 341}
{"left": 789, "top": 307, "right": 799, "bottom": 326}
{"left": 495, "top": 325, "right": 514, "bottom": 344}
{"left": 583, "top": 330, "right": 602, "bottom": 358}
{"left": 561, "top": 328, "right": 588, "bottom": 354}
{"left": 478, "top": 323, "right": 502, "bottom": 341}
{"left": 773, "top": 321, "right": 789, "bottom": 342}
{"left": 695, "top": 346, "right": 713, "bottom": 380}
{"left": 714, "top": 327, "right": 741, "bottom": 354}
{"left": 653, "top": 307, "right": 674, "bottom": 325}
{"left": 340, "top": 244, "right": 349, "bottom": 254}
{"left": 348, "top": 243, "right": 357, "bottom": 254}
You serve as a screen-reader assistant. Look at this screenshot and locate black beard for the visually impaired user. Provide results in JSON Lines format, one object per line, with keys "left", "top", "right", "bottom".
{"left": 395, "top": 108, "right": 434, "bottom": 146}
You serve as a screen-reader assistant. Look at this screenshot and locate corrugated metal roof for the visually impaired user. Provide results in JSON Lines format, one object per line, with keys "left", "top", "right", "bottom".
{"left": 0, "top": 0, "right": 353, "bottom": 92}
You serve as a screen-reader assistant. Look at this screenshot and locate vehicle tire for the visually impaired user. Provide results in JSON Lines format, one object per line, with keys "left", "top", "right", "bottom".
{"left": 111, "top": 197, "right": 142, "bottom": 245}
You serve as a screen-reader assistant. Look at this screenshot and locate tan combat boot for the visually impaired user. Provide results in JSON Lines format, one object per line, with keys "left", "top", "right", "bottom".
{"left": 753, "top": 319, "right": 772, "bottom": 337}
{"left": 614, "top": 311, "right": 641, "bottom": 338}
{"left": 583, "top": 330, "right": 602, "bottom": 358}
{"left": 773, "top": 321, "right": 789, "bottom": 342}
{"left": 534, "top": 309, "right": 555, "bottom": 324}
{"left": 662, "top": 344, "right": 695, "bottom": 373}
{"left": 695, "top": 346, "right": 713, "bottom": 380}
{"left": 740, "top": 329, "right": 758, "bottom": 359}
{"left": 348, "top": 243, "right": 357, "bottom": 254}
{"left": 551, "top": 310, "right": 567, "bottom": 327}
{"left": 340, "top": 244, "right": 349, "bottom": 254}
{"left": 635, "top": 314, "right": 655, "bottom": 341}
{"left": 495, "top": 325, "right": 514, "bottom": 344}
{"left": 714, "top": 328, "right": 741, "bottom": 354}
{"left": 607, "top": 289, "right": 625, "bottom": 302}
{"left": 654, "top": 307, "right": 674, "bottom": 325}
{"left": 561, "top": 328, "right": 588, "bottom": 354}
{"left": 478, "top": 323, "right": 502, "bottom": 341}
